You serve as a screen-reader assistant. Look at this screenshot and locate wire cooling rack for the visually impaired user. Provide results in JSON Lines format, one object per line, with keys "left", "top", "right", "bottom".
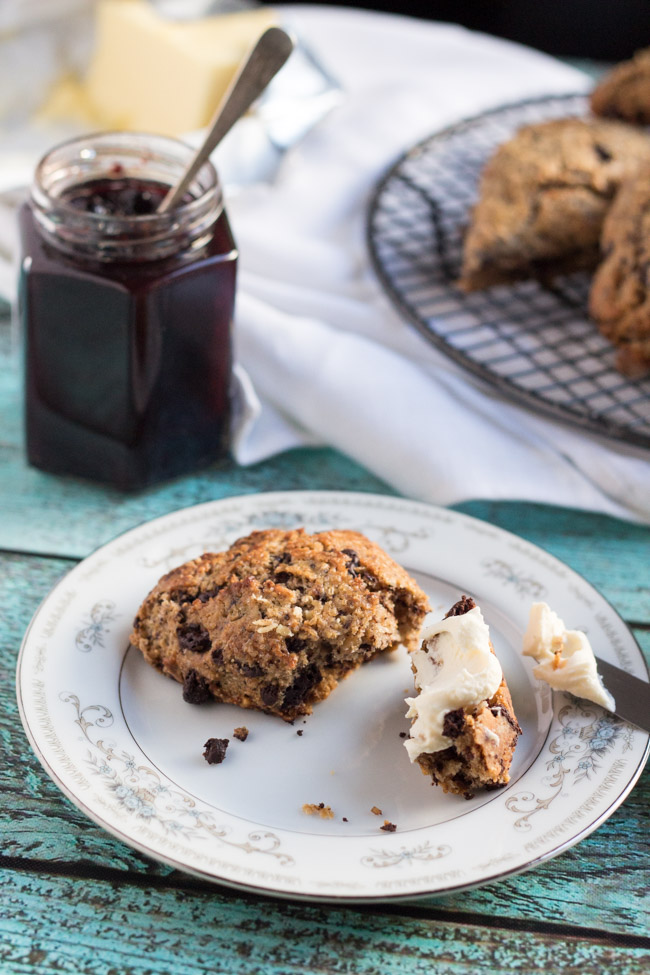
{"left": 367, "top": 94, "right": 650, "bottom": 450}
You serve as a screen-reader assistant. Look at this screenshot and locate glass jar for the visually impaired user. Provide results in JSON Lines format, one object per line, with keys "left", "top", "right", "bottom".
{"left": 19, "top": 131, "right": 238, "bottom": 490}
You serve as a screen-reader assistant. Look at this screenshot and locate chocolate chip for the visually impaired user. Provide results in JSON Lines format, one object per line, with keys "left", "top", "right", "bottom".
{"left": 182, "top": 670, "right": 211, "bottom": 704}
{"left": 282, "top": 664, "right": 321, "bottom": 711}
{"left": 380, "top": 821, "right": 397, "bottom": 832}
{"left": 491, "top": 704, "right": 521, "bottom": 734}
{"left": 286, "top": 636, "right": 307, "bottom": 654}
{"left": 275, "top": 572, "right": 291, "bottom": 585}
{"left": 168, "top": 589, "right": 197, "bottom": 605}
{"left": 443, "top": 708, "right": 466, "bottom": 739}
{"left": 203, "top": 738, "right": 228, "bottom": 764}
{"left": 239, "top": 662, "right": 265, "bottom": 678}
{"left": 211, "top": 647, "right": 224, "bottom": 665}
{"left": 444, "top": 596, "right": 476, "bottom": 618}
{"left": 261, "top": 683, "right": 279, "bottom": 706}
{"left": 594, "top": 142, "right": 613, "bottom": 162}
{"left": 197, "top": 586, "right": 224, "bottom": 603}
{"left": 233, "top": 727, "right": 249, "bottom": 742}
{"left": 177, "top": 622, "right": 211, "bottom": 654}
{"left": 342, "top": 817, "right": 348, "bottom": 822}
{"left": 342, "top": 548, "right": 361, "bottom": 577}
{"left": 360, "top": 571, "right": 378, "bottom": 588}
{"left": 399, "top": 732, "right": 407, "bottom": 738}
{"left": 296, "top": 729, "right": 303, "bottom": 736}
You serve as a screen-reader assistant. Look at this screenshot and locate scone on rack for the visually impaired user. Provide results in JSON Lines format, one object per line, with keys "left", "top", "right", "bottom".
{"left": 130, "top": 528, "right": 430, "bottom": 721}
{"left": 458, "top": 117, "right": 650, "bottom": 292}
{"left": 589, "top": 167, "right": 650, "bottom": 377}
{"left": 404, "top": 596, "right": 521, "bottom": 798}
{"left": 591, "top": 48, "right": 650, "bottom": 125}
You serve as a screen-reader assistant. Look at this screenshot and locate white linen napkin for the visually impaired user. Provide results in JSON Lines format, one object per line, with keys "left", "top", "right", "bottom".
{"left": 227, "top": 5, "right": 650, "bottom": 523}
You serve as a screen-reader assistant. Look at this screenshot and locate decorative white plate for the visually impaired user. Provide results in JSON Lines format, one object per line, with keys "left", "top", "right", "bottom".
{"left": 17, "top": 491, "right": 649, "bottom": 902}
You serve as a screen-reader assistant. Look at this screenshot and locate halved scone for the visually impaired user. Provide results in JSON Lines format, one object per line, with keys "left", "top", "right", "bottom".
{"left": 405, "top": 596, "right": 521, "bottom": 798}
{"left": 130, "top": 528, "right": 430, "bottom": 721}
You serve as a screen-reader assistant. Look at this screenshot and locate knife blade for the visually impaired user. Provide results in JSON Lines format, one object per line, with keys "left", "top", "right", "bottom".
{"left": 595, "top": 657, "right": 650, "bottom": 734}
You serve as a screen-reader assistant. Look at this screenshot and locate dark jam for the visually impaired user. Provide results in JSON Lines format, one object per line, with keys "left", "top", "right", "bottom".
{"left": 62, "top": 177, "right": 191, "bottom": 216}
{"left": 20, "top": 175, "right": 237, "bottom": 490}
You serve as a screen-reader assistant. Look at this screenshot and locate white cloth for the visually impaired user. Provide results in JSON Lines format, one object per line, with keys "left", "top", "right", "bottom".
{"left": 228, "top": 5, "right": 649, "bottom": 523}
{"left": 2, "top": 5, "right": 649, "bottom": 521}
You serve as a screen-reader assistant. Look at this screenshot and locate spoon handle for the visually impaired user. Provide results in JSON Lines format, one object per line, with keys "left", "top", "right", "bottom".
{"left": 158, "top": 26, "right": 294, "bottom": 214}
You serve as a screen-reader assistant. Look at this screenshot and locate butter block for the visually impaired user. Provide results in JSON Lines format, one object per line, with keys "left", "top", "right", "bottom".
{"left": 84, "top": 0, "right": 278, "bottom": 135}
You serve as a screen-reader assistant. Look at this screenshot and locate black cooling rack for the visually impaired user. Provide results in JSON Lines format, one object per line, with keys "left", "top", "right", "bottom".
{"left": 367, "top": 93, "right": 650, "bottom": 450}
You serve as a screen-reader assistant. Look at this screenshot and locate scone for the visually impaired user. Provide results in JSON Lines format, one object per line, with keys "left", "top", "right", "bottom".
{"left": 459, "top": 117, "right": 650, "bottom": 291}
{"left": 589, "top": 167, "right": 650, "bottom": 377}
{"left": 404, "top": 596, "right": 521, "bottom": 798}
{"left": 130, "top": 528, "right": 430, "bottom": 721}
{"left": 591, "top": 48, "right": 650, "bottom": 125}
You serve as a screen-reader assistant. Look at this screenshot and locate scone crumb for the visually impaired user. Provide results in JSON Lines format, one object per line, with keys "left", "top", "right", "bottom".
{"left": 302, "top": 802, "right": 335, "bottom": 819}
{"left": 203, "top": 738, "right": 229, "bottom": 765}
{"left": 380, "top": 821, "right": 397, "bottom": 832}
{"left": 370, "top": 806, "right": 382, "bottom": 816}
{"left": 233, "top": 727, "right": 249, "bottom": 741}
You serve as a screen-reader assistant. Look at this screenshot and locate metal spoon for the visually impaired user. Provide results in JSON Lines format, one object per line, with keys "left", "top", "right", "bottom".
{"left": 157, "top": 26, "right": 294, "bottom": 213}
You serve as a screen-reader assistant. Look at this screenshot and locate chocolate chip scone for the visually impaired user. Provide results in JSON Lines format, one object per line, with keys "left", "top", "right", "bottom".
{"left": 591, "top": 47, "right": 650, "bottom": 125}
{"left": 405, "top": 596, "right": 521, "bottom": 798}
{"left": 130, "top": 528, "right": 430, "bottom": 721}
{"left": 459, "top": 117, "right": 650, "bottom": 292}
{"left": 589, "top": 168, "right": 650, "bottom": 377}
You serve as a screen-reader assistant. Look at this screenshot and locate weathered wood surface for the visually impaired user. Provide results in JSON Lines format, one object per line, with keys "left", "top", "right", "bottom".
{"left": 1, "top": 868, "right": 649, "bottom": 975}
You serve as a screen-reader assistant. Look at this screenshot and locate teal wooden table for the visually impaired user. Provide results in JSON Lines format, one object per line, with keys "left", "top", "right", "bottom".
{"left": 1, "top": 311, "right": 649, "bottom": 974}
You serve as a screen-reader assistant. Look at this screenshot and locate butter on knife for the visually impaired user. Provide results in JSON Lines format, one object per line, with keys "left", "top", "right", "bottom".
{"left": 523, "top": 602, "right": 615, "bottom": 710}
{"left": 523, "top": 602, "right": 650, "bottom": 733}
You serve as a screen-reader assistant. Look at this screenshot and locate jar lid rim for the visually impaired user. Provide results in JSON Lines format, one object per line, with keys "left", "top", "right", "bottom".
{"left": 32, "top": 130, "right": 220, "bottom": 223}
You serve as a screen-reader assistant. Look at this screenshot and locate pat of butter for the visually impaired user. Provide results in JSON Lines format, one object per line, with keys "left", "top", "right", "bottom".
{"left": 523, "top": 602, "right": 615, "bottom": 711}
{"left": 84, "top": 0, "right": 278, "bottom": 135}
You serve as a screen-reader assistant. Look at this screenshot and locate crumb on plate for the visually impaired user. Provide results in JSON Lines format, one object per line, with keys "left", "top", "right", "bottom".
{"left": 203, "top": 738, "right": 229, "bottom": 765}
{"left": 302, "top": 802, "right": 335, "bottom": 819}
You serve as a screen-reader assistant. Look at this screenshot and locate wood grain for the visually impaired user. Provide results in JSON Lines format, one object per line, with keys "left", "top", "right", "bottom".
{"left": 1, "top": 868, "right": 649, "bottom": 975}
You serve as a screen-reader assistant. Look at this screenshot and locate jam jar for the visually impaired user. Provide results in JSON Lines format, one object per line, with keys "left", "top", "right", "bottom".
{"left": 19, "top": 132, "right": 237, "bottom": 490}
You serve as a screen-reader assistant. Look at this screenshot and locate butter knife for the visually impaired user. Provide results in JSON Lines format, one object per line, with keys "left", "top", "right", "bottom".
{"left": 595, "top": 657, "right": 650, "bottom": 734}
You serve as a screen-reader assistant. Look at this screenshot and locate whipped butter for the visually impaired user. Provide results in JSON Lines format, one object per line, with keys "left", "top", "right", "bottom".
{"left": 404, "top": 607, "right": 502, "bottom": 762}
{"left": 523, "top": 602, "right": 615, "bottom": 711}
